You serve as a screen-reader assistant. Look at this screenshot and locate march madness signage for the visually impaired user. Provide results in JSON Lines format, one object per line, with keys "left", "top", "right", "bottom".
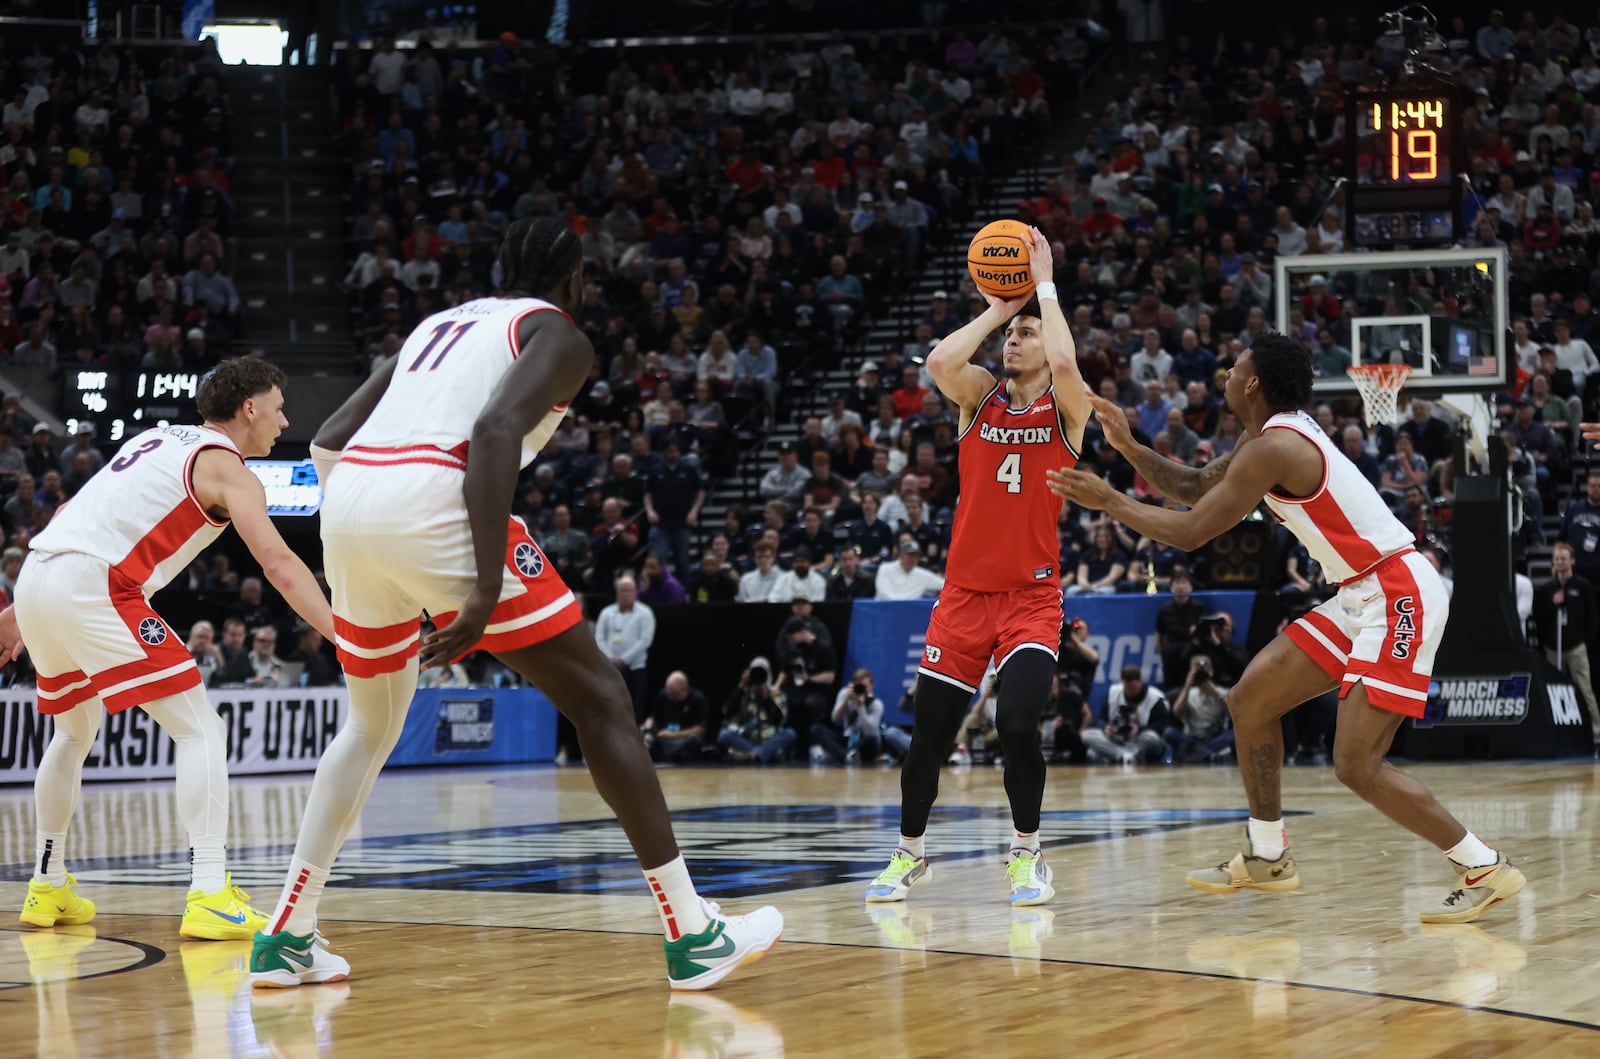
{"left": 1408, "top": 652, "right": 1594, "bottom": 759}
{"left": 0, "top": 688, "right": 348, "bottom": 783}
{"left": 1416, "top": 676, "right": 1533, "bottom": 727}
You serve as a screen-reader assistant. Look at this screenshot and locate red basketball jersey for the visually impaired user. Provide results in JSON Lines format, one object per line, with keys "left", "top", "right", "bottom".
{"left": 944, "top": 380, "right": 1079, "bottom": 591}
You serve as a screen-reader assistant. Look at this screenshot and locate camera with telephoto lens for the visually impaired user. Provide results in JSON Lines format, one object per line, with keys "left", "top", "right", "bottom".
{"left": 852, "top": 681, "right": 867, "bottom": 696}
{"left": 749, "top": 664, "right": 769, "bottom": 685}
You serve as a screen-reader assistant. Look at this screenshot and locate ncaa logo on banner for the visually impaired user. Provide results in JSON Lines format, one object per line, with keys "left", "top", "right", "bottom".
{"left": 513, "top": 542, "right": 544, "bottom": 578}
{"left": 138, "top": 617, "right": 168, "bottom": 645}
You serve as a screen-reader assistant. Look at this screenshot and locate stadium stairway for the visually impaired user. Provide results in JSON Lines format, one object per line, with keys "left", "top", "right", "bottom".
{"left": 224, "top": 67, "right": 354, "bottom": 370}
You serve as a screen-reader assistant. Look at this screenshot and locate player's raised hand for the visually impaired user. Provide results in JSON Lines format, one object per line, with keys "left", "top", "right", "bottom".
{"left": 0, "top": 605, "right": 23, "bottom": 664}
{"left": 420, "top": 587, "right": 496, "bottom": 669}
{"left": 980, "top": 288, "right": 1033, "bottom": 319}
{"left": 1047, "top": 467, "right": 1116, "bottom": 509}
{"left": 1024, "top": 226, "right": 1054, "bottom": 287}
{"left": 1088, "top": 394, "right": 1135, "bottom": 452}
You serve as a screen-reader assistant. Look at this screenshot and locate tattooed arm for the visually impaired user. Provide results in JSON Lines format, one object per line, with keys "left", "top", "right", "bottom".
{"left": 1138, "top": 449, "right": 1236, "bottom": 506}
{"left": 1086, "top": 393, "right": 1244, "bottom": 506}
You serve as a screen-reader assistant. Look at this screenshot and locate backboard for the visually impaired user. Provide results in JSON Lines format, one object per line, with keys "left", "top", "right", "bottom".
{"left": 1274, "top": 247, "right": 1509, "bottom": 398}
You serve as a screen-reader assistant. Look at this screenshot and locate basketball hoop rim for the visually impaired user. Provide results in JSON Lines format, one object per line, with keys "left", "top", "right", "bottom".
{"left": 1346, "top": 364, "right": 1413, "bottom": 428}
{"left": 1345, "top": 364, "right": 1414, "bottom": 384}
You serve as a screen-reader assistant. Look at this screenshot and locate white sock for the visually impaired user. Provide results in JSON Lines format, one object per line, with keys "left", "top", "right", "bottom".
{"left": 1444, "top": 831, "right": 1497, "bottom": 870}
{"left": 1247, "top": 817, "right": 1288, "bottom": 860}
{"left": 644, "top": 855, "right": 710, "bottom": 941}
{"left": 268, "top": 856, "right": 331, "bottom": 936}
{"left": 190, "top": 838, "right": 227, "bottom": 893}
{"left": 35, "top": 831, "right": 67, "bottom": 887}
{"left": 33, "top": 700, "right": 101, "bottom": 890}
{"left": 1011, "top": 830, "right": 1040, "bottom": 854}
{"left": 898, "top": 833, "right": 925, "bottom": 860}
{"left": 271, "top": 666, "right": 417, "bottom": 936}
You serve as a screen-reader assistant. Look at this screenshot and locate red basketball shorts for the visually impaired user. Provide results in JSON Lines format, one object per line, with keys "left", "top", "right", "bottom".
{"left": 321, "top": 452, "right": 583, "bottom": 678}
{"left": 15, "top": 551, "right": 204, "bottom": 714}
{"left": 1285, "top": 548, "right": 1447, "bottom": 718}
{"left": 917, "top": 581, "right": 1064, "bottom": 694}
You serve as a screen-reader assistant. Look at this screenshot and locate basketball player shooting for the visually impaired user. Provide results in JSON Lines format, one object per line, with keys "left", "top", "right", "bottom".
{"left": 1046, "top": 334, "right": 1525, "bottom": 923}
{"left": 248, "top": 218, "right": 781, "bottom": 990}
{"left": 0, "top": 358, "right": 337, "bottom": 941}
{"left": 865, "top": 226, "right": 1090, "bottom": 907}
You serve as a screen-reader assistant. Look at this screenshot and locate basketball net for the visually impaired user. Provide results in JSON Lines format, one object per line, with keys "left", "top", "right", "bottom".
{"left": 1346, "top": 364, "right": 1412, "bottom": 428}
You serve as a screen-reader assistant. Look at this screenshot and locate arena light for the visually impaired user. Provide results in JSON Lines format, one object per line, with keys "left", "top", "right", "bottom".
{"left": 201, "top": 21, "right": 287, "bottom": 66}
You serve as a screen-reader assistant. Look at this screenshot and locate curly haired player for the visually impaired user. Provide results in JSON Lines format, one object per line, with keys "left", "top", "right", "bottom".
{"left": 1049, "top": 333, "right": 1525, "bottom": 923}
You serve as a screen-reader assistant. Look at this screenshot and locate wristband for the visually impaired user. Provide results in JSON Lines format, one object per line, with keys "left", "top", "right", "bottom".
{"left": 1035, "top": 281, "right": 1058, "bottom": 301}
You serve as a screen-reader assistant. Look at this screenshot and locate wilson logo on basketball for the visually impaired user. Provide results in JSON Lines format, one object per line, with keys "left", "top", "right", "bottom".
{"left": 970, "top": 267, "right": 1029, "bottom": 285}
{"left": 980, "top": 245, "right": 1021, "bottom": 258}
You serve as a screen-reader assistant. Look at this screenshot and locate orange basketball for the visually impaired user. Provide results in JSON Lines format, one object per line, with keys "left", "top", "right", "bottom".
{"left": 966, "top": 219, "right": 1034, "bottom": 299}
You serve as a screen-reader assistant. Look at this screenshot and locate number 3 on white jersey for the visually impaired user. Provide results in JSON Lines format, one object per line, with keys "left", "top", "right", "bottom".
{"left": 996, "top": 452, "right": 1022, "bottom": 493}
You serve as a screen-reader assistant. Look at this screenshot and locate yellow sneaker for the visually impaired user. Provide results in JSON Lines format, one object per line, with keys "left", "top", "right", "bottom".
{"left": 19, "top": 875, "right": 96, "bottom": 928}
{"left": 1419, "top": 853, "right": 1527, "bottom": 924}
{"left": 181, "top": 874, "right": 269, "bottom": 941}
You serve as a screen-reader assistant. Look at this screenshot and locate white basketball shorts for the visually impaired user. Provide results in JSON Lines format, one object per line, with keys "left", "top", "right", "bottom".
{"left": 1285, "top": 548, "right": 1448, "bottom": 718}
{"left": 14, "top": 551, "right": 203, "bottom": 714}
{"left": 323, "top": 445, "right": 583, "bottom": 678}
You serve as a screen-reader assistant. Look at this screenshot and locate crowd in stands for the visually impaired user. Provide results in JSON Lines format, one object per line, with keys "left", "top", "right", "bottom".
{"left": 13, "top": 13, "right": 1600, "bottom": 759}
{"left": 0, "top": 39, "right": 244, "bottom": 554}
{"left": 334, "top": 23, "right": 1083, "bottom": 602}
{"left": 560, "top": 9, "right": 1600, "bottom": 765}
{"left": 0, "top": 40, "right": 242, "bottom": 372}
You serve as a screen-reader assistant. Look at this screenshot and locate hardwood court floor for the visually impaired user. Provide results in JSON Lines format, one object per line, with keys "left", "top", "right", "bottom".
{"left": 1, "top": 761, "right": 1598, "bottom": 1057}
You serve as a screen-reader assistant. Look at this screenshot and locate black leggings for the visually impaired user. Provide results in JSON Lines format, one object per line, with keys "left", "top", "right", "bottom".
{"left": 899, "top": 648, "right": 1057, "bottom": 838}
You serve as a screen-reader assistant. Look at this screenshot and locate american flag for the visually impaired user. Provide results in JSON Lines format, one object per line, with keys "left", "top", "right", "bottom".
{"left": 1467, "top": 356, "right": 1498, "bottom": 376}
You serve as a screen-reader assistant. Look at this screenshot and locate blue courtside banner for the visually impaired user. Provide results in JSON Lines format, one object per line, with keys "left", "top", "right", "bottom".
{"left": 845, "top": 593, "right": 1255, "bottom": 726}
{"left": 843, "top": 599, "right": 936, "bottom": 725}
{"left": 388, "top": 687, "right": 559, "bottom": 767}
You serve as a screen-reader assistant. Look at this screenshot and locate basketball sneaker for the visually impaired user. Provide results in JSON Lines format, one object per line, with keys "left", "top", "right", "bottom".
{"left": 181, "top": 874, "right": 269, "bottom": 941}
{"left": 1418, "top": 853, "right": 1527, "bottom": 924}
{"left": 1005, "top": 849, "right": 1055, "bottom": 906}
{"left": 19, "top": 874, "right": 95, "bottom": 928}
{"left": 249, "top": 929, "right": 352, "bottom": 988}
{"left": 864, "top": 849, "right": 931, "bottom": 903}
{"left": 664, "top": 900, "right": 783, "bottom": 991}
{"left": 1185, "top": 847, "right": 1300, "bottom": 894}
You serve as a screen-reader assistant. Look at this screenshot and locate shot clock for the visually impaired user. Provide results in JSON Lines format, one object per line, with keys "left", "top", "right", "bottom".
{"left": 1346, "top": 90, "right": 1461, "bottom": 248}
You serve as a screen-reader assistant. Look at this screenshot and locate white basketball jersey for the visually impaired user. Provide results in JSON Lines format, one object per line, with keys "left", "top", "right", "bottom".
{"left": 31, "top": 424, "right": 238, "bottom": 594}
{"left": 1259, "top": 409, "right": 1415, "bottom": 584}
{"left": 348, "top": 297, "right": 572, "bottom": 469}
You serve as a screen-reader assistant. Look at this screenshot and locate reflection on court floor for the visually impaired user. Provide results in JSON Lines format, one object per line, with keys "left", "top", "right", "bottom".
{"left": 0, "top": 763, "right": 1596, "bottom": 1057}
